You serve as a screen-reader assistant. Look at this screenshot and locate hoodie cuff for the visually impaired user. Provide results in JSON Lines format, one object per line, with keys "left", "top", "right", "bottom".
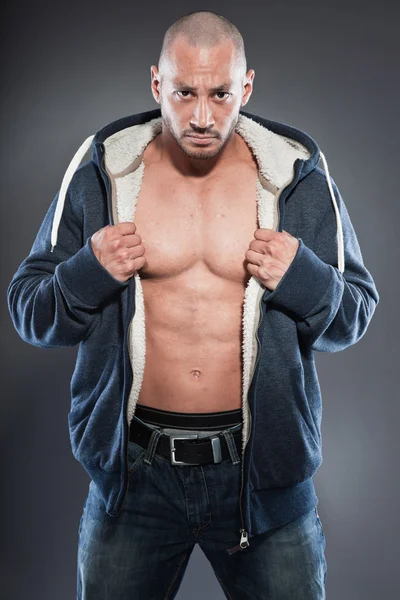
{"left": 56, "top": 235, "right": 129, "bottom": 308}
{"left": 262, "top": 238, "right": 334, "bottom": 318}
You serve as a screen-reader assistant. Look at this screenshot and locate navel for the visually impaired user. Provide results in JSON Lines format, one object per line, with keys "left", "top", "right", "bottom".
{"left": 190, "top": 369, "right": 202, "bottom": 380}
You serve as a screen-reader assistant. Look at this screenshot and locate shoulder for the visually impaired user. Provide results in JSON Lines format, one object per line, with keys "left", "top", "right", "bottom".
{"left": 66, "top": 159, "right": 105, "bottom": 203}
{"left": 68, "top": 159, "right": 103, "bottom": 191}
{"left": 298, "top": 165, "right": 338, "bottom": 193}
{"left": 64, "top": 159, "right": 106, "bottom": 222}
{"left": 293, "top": 165, "right": 342, "bottom": 212}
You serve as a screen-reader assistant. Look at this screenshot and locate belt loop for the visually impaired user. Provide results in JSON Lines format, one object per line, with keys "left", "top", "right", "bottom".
{"left": 143, "top": 428, "right": 162, "bottom": 464}
{"left": 221, "top": 429, "right": 241, "bottom": 465}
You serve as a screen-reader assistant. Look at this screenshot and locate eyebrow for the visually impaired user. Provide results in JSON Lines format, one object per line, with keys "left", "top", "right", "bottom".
{"left": 173, "top": 81, "right": 232, "bottom": 91}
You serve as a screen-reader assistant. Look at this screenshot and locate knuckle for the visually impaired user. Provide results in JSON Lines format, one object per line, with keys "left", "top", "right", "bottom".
{"left": 119, "top": 248, "right": 130, "bottom": 260}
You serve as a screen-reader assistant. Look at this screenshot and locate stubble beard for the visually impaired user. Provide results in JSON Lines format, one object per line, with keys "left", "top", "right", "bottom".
{"left": 161, "top": 110, "right": 238, "bottom": 161}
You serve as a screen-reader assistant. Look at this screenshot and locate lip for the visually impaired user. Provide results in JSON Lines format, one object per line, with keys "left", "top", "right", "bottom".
{"left": 186, "top": 135, "right": 217, "bottom": 144}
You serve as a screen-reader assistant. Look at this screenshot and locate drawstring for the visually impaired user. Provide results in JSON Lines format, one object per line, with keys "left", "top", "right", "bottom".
{"left": 50, "top": 134, "right": 95, "bottom": 252}
{"left": 319, "top": 151, "right": 345, "bottom": 273}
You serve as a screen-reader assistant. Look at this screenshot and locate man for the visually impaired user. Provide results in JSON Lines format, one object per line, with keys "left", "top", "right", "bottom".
{"left": 7, "top": 9, "right": 379, "bottom": 599}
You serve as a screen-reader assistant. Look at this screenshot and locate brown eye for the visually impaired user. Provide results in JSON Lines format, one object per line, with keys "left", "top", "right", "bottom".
{"left": 215, "top": 92, "right": 230, "bottom": 100}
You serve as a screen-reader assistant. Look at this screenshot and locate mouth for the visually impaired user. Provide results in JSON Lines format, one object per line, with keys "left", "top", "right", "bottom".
{"left": 186, "top": 135, "right": 217, "bottom": 145}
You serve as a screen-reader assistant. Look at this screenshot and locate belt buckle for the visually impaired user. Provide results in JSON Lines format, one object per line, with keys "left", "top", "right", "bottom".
{"left": 169, "top": 433, "right": 223, "bottom": 465}
{"left": 169, "top": 433, "right": 200, "bottom": 465}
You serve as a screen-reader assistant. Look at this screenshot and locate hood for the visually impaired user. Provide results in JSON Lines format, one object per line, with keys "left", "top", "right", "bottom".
{"left": 49, "top": 108, "right": 344, "bottom": 274}
{"left": 47, "top": 107, "right": 346, "bottom": 454}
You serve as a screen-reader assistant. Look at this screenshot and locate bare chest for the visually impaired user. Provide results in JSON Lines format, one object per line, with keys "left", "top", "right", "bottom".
{"left": 133, "top": 162, "right": 260, "bottom": 285}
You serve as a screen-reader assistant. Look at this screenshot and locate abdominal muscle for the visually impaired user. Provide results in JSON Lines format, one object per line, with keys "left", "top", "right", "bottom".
{"left": 136, "top": 268, "right": 246, "bottom": 414}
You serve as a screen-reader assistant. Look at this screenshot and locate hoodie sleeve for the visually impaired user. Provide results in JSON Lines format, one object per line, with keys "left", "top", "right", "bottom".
{"left": 6, "top": 163, "right": 129, "bottom": 348}
{"left": 262, "top": 177, "right": 379, "bottom": 352}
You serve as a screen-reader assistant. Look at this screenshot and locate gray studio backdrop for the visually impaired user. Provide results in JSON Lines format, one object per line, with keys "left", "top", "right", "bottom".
{"left": 1, "top": 1, "right": 397, "bottom": 598}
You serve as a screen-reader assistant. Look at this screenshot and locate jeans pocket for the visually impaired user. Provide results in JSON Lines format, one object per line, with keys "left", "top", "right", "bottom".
{"left": 78, "top": 487, "right": 91, "bottom": 540}
{"left": 315, "top": 506, "right": 325, "bottom": 538}
{"left": 127, "top": 440, "right": 147, "bottom": 478}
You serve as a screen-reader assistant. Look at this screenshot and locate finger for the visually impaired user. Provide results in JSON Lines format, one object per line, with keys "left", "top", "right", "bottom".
{"left": 249, "top": 239, "right": 267, "bottom": 252}
{"left": 246, "top": 262, "right": 258, "bottom": 274}
{"left": 245, "top": 248, "right": 264, "bottom": 265}
{"left": 130, "top": 255, "right": 146, "bottom": 272}
{"left": 113, "top": 221, "right": 137, "bottom": 234}
{"left": 123, "top": 233, "right": 144, "bottom": 248}
{"left": 127, "top": 244, "right": 146, "bottom": 259}
{"left": 253, "top": 228, "right": 276, "bottom": 241}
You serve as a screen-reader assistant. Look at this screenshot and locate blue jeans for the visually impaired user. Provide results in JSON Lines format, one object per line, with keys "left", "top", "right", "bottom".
{"left": 77, "top": 418, "right": 327, "bottom": 599}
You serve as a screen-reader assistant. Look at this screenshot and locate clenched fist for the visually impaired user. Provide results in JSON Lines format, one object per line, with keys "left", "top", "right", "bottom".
{"left": 245, "top": 228, "right": 299, "bottom": 291}
{"left": 90, "top": 222, "right": 146, "bottom": 283}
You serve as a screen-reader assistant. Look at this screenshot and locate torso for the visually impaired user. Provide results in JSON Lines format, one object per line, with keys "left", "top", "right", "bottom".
{"left": 135, "top": 132, "right": 259, "bottom": 413}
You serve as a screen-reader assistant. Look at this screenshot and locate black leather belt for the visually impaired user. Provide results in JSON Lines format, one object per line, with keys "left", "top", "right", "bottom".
{"left": 129, "top": 417, "right": 243, "bottom": 465}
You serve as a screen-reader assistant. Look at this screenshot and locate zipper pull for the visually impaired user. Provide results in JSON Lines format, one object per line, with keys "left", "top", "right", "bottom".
{"left": 239, "top": 528, "right": 249, "bottom": 548}
{"left": 225, "top": 528, "right": 250, "bottom": 555}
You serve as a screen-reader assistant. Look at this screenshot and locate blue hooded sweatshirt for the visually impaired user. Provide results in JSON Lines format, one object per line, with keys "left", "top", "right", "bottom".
{"left": 6, "top": 108, "right": 379, "bottom": 553}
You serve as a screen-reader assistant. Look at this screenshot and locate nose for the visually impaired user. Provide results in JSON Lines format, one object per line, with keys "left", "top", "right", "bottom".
{"left": 190, "top": 97, "right": 215, "bottom": 130}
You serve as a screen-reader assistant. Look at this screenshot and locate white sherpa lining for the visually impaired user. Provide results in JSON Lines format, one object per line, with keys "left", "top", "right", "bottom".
{"left": 50, "top": 113, "right": 344, "bottom": 454}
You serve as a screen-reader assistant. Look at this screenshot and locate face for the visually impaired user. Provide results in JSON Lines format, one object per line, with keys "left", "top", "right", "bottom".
{"left": 150, "top": 36, "right": 255, "bottom": 160}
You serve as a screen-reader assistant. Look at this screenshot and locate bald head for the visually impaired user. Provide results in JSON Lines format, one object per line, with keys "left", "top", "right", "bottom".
{"left": 158, "top": 10, "right": 247, "bottom": 81}
{"left": 150, "top": 10, "right": 254, "bottom": 165}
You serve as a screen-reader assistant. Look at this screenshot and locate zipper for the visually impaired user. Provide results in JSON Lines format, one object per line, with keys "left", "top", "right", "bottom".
{"left": 116, "top": 318, "right": 134, "bottom": 513}
{"left": 98, "top": 143, "right": 135, "bottom": 516}
{"left": 226, "top": 293, "right": 263, "bottom": 555}
{"left": 225, "top": 169, "right": 300, "bottom": 555}
{"left": 99, "top": 143, "right": 115, "bottom": 229}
